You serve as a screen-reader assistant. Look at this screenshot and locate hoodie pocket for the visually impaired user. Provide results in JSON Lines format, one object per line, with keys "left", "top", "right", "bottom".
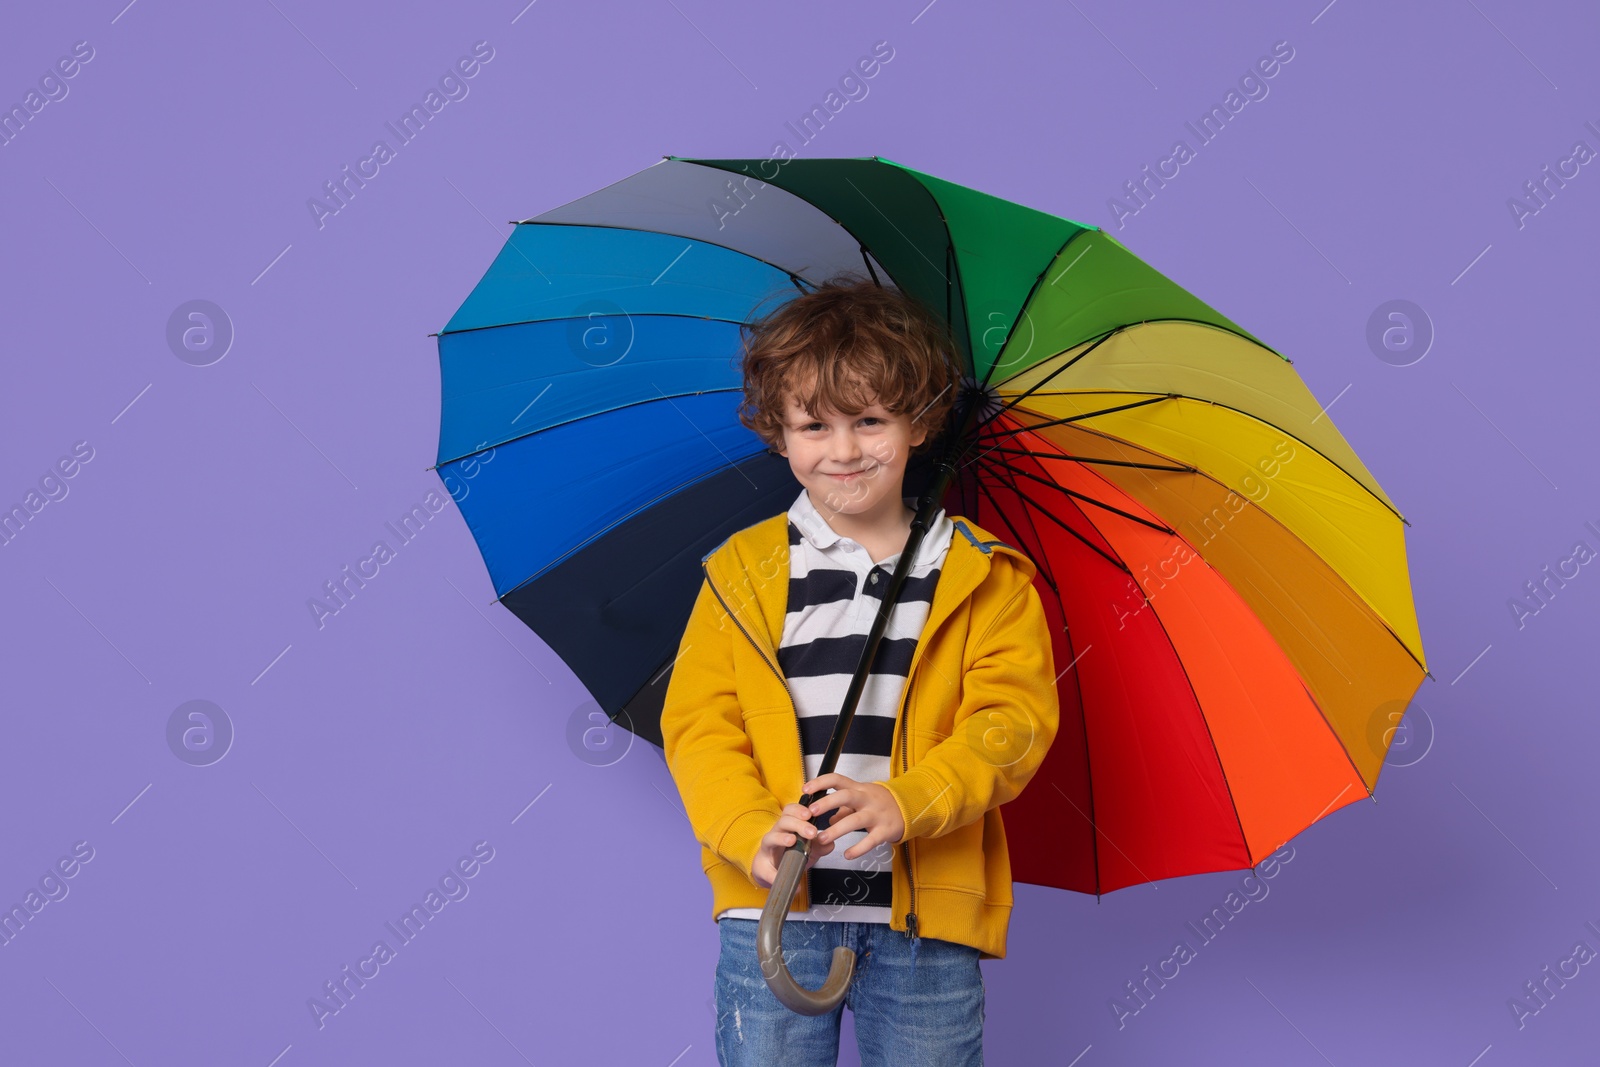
{"left": 739, "top": 702, "right": 790, "bottom": 723}
{"left": 907, "top": 726, "right": 951, "bottom": 765}
{"left": 919, "top": 818, "right": 990, "bottom": 896}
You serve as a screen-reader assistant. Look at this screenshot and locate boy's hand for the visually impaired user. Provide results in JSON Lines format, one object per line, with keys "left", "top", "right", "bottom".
{"left": 749, "top": 803, "right": 836, "bottom": 890}
{"left": 802, "top": 774, "right": 906, "bottom": 859}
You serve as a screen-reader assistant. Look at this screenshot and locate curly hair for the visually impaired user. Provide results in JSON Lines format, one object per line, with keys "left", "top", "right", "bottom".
{"left": 736, "top": 274, "right": 963, "bottom": 457}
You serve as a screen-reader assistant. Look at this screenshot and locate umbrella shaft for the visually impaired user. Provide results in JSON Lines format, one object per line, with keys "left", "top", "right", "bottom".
{"left": 803, "top": 383, "right": 986, "bottom": 808}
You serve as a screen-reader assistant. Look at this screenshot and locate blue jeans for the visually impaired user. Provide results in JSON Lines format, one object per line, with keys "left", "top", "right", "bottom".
{"left": 713, "top": 918, "right": 985, "bottom": 1066}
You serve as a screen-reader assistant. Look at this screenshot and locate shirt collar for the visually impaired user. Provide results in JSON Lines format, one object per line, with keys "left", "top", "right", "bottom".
{"left": 787, "top": 488, "right": 953, "bottom": 570}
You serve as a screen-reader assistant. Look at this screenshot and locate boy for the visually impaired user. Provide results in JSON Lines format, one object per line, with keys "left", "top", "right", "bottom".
{"left": 660, "top": 276, "right": 1059, "bottom": 1067}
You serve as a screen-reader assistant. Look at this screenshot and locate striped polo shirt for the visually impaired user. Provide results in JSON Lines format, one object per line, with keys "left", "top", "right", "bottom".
{"left": 717, "top": 487, "right": 953, "bottom": 924}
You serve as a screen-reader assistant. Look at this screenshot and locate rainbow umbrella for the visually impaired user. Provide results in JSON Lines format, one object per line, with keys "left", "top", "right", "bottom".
{"left": 432, "top": 155, "right": 1430, "bottom": 907}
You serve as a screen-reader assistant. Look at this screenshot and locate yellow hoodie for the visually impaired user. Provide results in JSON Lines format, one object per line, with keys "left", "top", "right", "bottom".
{"left": 661, "top": 509, "right": 1060, "bottom": 960}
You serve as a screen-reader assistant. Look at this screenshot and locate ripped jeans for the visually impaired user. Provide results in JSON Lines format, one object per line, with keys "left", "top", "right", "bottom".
{"left": 713, "top": 917, "right": 985, "bottom": 1067}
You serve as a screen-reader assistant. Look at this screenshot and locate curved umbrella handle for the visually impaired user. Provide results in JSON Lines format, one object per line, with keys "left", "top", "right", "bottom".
{"left": 757, "top": 836, "right": 856, "bottom": 1015}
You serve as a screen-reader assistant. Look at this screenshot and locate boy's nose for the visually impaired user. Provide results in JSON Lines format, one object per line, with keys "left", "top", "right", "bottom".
{"left": 827, "top": 436, "right": 862, "bottom": 463}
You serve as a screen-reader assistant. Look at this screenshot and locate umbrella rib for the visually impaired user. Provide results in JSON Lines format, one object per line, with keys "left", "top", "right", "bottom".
{"left": 946, "top": 242, "right": 955, "bottom": 351}
{"left": 985, "top": 313, "right": 1295, "bottom": 403}
{"left": 1231, "top": 569, "right": 1358, "bottom": 688}
{"left": 965, "top": 454, "right": 1123, "bottom": 899}
{"left": 976, "top": 445, "right": 1195, "bottom": 474}
{"left": 842, "top": 169, "right": 973, "bottom": 375}
{"left": 967, "top": 449, "right": 1112, "bottom": 896}
{"left": 859, "top": 245, "right": 881, "bottom": 286}
{"left": 965, "top": 456, "right": 1066, "bottom": 600}
{"left": 1130, "top": 568, "right": 1260, "bottom": 864}
{"left": 1293, "top": 677, "right": 1379, "bottom": 803}
{"left": 858, "top": 164, "right": 967, "bottom": 371}
{"left": 976, "top": 226, "right": 1097, "bottom": 395}
{"left": 494, "top": 218, "right": 822, "bottom": 301}
{"left": 1211, "top": 482, "right": 1431, "bottom": 674}
{"left": 965, "top": 453, "right": 1176, "bottom": 536}
{"left": 993, "top": 389, "right": 1408, "bottom": 527}
{"left": 1063, "top": 617, "right": 1102, "bottom": 900}
{"left": 967, "top": 452, "right": 1132, "bottom": 577}
{"left": 976, "top": 394, "right": 1177, "bottom": 439}
{"left": 973, "top": 220, "right": 1286, "bottom": 394}
{"left": 437, "top": 381, "right": 771, "bottom": 469}
{"left": 966, "top": 460, "right": 1112, "bottom": 721}
{"left": 843, "top": 174, "right": 949, "bottom": 282}
{"left": 982, "top": 393, "right": 1412, "bottom": 551}
{"left": 439, "top": 306, "right": 765, "bottom": 341}
{"left": 988, "top": 326, "right": 1122, "bottom": 415}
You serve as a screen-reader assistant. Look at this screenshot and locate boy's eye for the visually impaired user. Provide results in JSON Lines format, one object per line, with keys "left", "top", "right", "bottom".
{"left": 798, "top": 417, "right": 883, "bottom": 430}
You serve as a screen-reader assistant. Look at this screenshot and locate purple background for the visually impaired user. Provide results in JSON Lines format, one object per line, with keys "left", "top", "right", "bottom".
{"left": 2, "top": 1, "right": 1596, "bottom": 1063}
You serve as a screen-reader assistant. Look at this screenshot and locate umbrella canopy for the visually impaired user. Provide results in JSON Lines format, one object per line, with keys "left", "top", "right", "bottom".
{"left": 432, "top": 155, "right": 1429, "bottom": 895}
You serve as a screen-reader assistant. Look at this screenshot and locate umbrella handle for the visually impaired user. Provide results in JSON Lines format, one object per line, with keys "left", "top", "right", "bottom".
{"left": 756, "top": 836, "right": 856, "bottom": 1015}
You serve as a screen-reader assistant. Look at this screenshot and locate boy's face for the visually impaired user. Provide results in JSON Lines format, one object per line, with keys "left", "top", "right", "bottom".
{"left": 774, "top": 376, "right": 927, "bottom": 522}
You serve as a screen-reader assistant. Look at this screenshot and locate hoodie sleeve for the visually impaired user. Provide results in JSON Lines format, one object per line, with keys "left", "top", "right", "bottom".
{"left": 660, "top": 573, "right": 785, "bottom": 884}
{"left": 879, "top": 556, "right": 1060, "bottom": 842}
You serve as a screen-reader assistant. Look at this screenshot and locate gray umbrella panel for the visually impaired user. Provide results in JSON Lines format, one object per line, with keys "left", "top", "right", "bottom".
{"left": 525, "top": 158, "right": 897, "bottom": 290}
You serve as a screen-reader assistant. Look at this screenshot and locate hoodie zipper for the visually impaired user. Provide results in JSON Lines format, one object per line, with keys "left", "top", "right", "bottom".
{"left": 700, "top": 536, "right": 1003, "bottom": 946}
{"left": 898, "top": 674, "right": 919, "bottom": 951}
{"left": 701, "top": 560, "right": 810, "bottom": 907}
